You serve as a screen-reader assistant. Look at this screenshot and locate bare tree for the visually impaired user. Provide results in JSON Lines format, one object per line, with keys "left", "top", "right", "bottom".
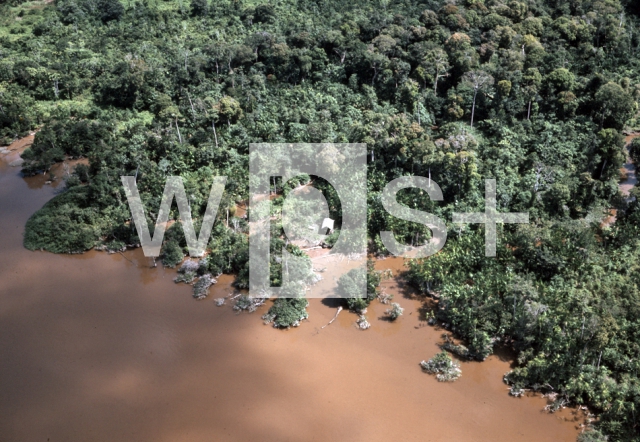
{"left": 462, "top": 70, "right": 493, "bottom": 127}
{"left": 422, "top": 48, "right": 450, "bottom": 93}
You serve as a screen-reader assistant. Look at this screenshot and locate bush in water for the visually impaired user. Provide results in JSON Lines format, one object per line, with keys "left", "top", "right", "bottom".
{"left": 385, "top": 303, "right": 404, "bottom": 321}
{"left": 420, "top": 351, "right": 462, "bottom": 382}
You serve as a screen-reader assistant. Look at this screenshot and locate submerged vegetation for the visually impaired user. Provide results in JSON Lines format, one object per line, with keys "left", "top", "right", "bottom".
{"left": 337, "top": 259, "right": 383, "bottom": 312}
{"left": 385, "top": 302, "right": 404, "bottom": 321}
{"left": 420, "top": 351, "right": 462, "bottom": 382}
{"left": 4, "top": 0, "right": 640, "bottom": 438}
{"left": 262, "top": 297, "right": 309, "bottom": 328}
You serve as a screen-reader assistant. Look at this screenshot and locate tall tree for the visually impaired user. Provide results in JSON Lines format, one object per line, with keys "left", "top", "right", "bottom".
{"left": 462, "top": 71, "right": 493, "bottom": 127}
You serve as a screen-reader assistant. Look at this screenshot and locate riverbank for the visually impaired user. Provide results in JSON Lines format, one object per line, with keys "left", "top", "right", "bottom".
{"left": 0, "top": 146, "right": 586, "bottom": 441}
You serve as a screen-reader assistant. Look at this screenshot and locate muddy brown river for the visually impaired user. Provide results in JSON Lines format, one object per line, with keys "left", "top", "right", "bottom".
{"left": 0, "top": 141, "right": 585, "bottom": 441}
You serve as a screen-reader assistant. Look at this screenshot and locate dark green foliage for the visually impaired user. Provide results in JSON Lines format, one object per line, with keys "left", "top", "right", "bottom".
{"left": 263, "top": 297, "right": 309, "bottom": 328}
{"left": 337, "top": 260, "right": 383, "bottom": 311}
{"left": 408, "top": 219, "right": 640, "bottom": 438}
{"left": 630, "top": 138, "right": 640, "bottom": 165}
{"left": 161, "top": 239, "right": 183, "bottom": 268}
{"left": 594, "top": 82, "right": 636, "bottom": 130}
{"left": 21, "top": 120, "right": 111, "bottom": 175}
{"left": 74, "top": 164, "right": 90, "bottom": 183}
{"left": 24, "top": 187, "right": 101, "bottom": 253}
{"left": 190, "top": 0, "right": 208, "bottom": 17}
{"left": 253, "top": 4, "right": 276, "bottom": 24}
{"left": 338, "top": 267, "right": 368, "bottom": 311}
{"left": 261, "top": 282, "right": 309, "bottom": 327}
{"left": 206, "top": 224, "right": 249, "bottom": 276}
{"left": 98, "top": 0, "right": 124, "bottom": 23}
{"left": 323, "top": 229, "right": 340, "bottom": 248}
{"left": 94, "top": 61, "right": 146, "bottom": 108}
{"left": 0, "top": 87, "right": 36, "bottom": 141}
{"left": 577, "top": 430, "right": 608, "bottom": 442}
{"left": 8, "top": 0, "right": 640, "bottom": 437}
{"left": 56, "top": 0, "right": 123, "bottom": 24}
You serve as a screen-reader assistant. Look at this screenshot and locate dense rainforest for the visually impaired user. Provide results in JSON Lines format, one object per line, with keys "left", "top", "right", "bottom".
{"left": 3, "top": 0, "right": 640, "bottom": 439}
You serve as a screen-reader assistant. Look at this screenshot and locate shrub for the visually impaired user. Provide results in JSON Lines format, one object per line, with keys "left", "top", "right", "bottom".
{"left": 179, "top": 259, "right": 200, "bottom": 274}
{"left": 323, "top": 229, "right": 340, "bottom": 248}
{"left": 98, "top": 0, "right": 124, "bottom": 22}
{"left": 190, "top": 0, "right": 208, "bottom": 16}
{"left": 338, "top": 267, "right": 369, "bottom": 311}
{"left": 24, "top": 187, "right": 101, "bottom": 253}
{"left": 385, "top": 302, "right": 404, "bottom": 320}
{"left": 262, "top": 295, "right": 309, "bottom": 328}
{"left": 193, "top": 274, "right": 215, "bottom": 299}
{"left": 174, "top": 272, "right": 196, "bottom": 284}
{"left": 337, "top": 260, "right": 385, "bottom": 311}
{"left": 206, "top": 225, "right": 249, "bottom": 276}
{"left": 356, "top": 315, "right": 370, "bottom": 330}
{"left": 74, "top": 164, "right": 90, "bottom": 183}
{"left": 420, "top": 351, "right": 462, "bottom": 382}
{"left": 577, "top": 430, "right": 608, "bottom": 442}
{"left": 161, "top": 239, "right": 184, "bottom": 268}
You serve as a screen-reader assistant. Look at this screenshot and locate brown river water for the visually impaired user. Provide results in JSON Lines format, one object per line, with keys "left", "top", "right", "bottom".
{"left": 0, "top": 139, "right": 585, "bottom": 441}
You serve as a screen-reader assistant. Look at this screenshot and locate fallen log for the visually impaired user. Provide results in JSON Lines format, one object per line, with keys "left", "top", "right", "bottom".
{"left": 321, "top": 306, "right": 343, "bottom": 329}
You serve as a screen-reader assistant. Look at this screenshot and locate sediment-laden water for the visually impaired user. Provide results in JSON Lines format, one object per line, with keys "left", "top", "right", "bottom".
{"left": 0, "top": 140, "right": 585, "bottom": 441}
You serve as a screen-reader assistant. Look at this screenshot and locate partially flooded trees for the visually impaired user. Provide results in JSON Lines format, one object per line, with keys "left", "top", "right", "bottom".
{"left": 161, "top": 240, "right": 184, "bottom": 268}
{"left": 337, "top": 260, "right": 384, "bottom": 313}
{"left": 192, "top": 274, "right": 215, "bottom": 299}
{"left": 385, "top": 302, "right": 404, "bottom": 321}
{"left": 262, "top": 297, "right": 309, "bottom": 328}
{"left": 420, "top": 351, "right": 461, "bottom": 382}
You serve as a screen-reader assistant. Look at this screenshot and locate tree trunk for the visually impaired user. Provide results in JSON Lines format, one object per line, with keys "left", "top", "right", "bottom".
{"left": 175, "top": 119, "right": 182, "bottom": 144}
{"left": 527, "top": 100, "right": 532, "bottom": 120}
{"left": 321, "top": 307, "right": 343, "bottom": 329}
{"left": 470, "top": 89, "right": 478, "bottom": 127}
{"left": 212, "top": 121, "right": 218, "bottom": 148}
{"left": 187, "top": 93, "right": 195, "bottom": 114}
{"left": 600, "top": 158, "right": 608, "bottom": 178}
